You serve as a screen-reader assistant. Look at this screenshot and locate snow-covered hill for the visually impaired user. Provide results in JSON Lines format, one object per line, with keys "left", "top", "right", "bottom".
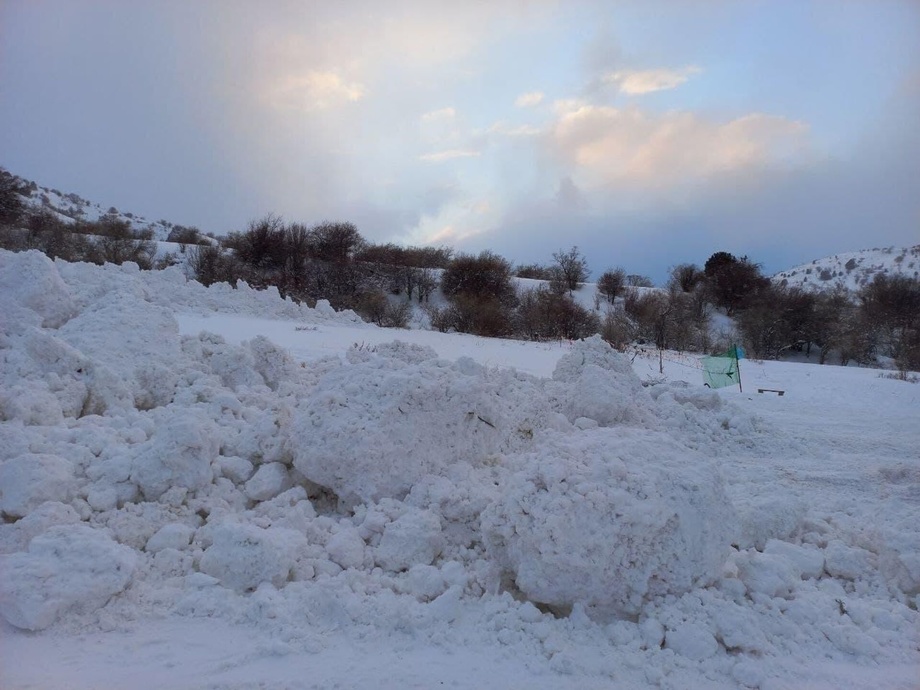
{"left": 773, "top": 245, "right": 920, "bottom": 293}
{"left": 14, "top": 176, "right": 199, "bottom": 243}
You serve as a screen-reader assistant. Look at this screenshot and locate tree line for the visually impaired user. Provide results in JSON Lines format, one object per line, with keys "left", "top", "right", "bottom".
{"left": 1, "top": 167, "right": 917, "bottom": 372}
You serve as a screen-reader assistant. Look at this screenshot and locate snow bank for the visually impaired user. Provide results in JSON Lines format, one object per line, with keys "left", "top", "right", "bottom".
{"left": 54, "top": 256, "right": 366, "bottom": 325}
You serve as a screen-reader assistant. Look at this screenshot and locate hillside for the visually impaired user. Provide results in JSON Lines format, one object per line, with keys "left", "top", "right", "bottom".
{"left": 773, "top": 245, "right": 920, "bottom": 293}
{"left": 14, "top": 176, "right": 199, "bottom": 243}
{"left": 10, "top": 170, "right": 919, "bottom": 296}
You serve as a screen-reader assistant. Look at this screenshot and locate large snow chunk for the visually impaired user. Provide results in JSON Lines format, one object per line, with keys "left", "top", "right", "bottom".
{"left": 290, "top": 347, "right": 550, "bottom": 503}
{"left": 244, "top": 462, "right": 292, "bottom": 502}
{"left": 4, "top": 327, "right": 135, "bottom": 418}
{"left": 0, "top": 524, "right": 136, "bottom": 630}
{"left": 325, "top": 527, "right": 366, "bottom": 570}
{"left": 735, "top": 494, "right": 806, "bottom": 550}
{"left": 0, "top": 250, "right": 76, "bottom": 329}
{"left": 198, "top": 522, "right": 306, "bottom": 591}
{"left": 551, "top": 335, "right": 634, "bottom": 381}
{"left": 763, "top": 539, "right": 825, "bottom": 580}
{"left": 549, "top": 337, "right": 652, "bottom": 427}
{"left": 734, "top": 551, "right": 799, "bottom": 598}
{"left": 57, "top": 294, "right": 182, "bottom": 409}
{"left": 482, "top": 429, "right": 737, "bottom": 616}
{"left": 130, "top": 413, "right": 217, "bottom": 500}
{"left": 248, "top": 336, "right": 303, "bottom": 391}
{"left": 824, "top": 539, "right": 874, "bottom": 581}
{"left": 375, "top": 508, "right": 444, "bottom": 572}
{"left": 557, "top": 364, "right": 646, "bottom": 426}
{"left": 0, "top": 502, "right": 81, "bottom": 554}
{"left": 145, "top": 523, "right": 195, "bottom": 553}
{"left": 217, "top": 455, "right": 254, "bottom": 484}
{"left": 665, "top": 622, "right": 720, "bottom": 660}
{"left": 0, "top": 454, "right": 76, "bottom": 518}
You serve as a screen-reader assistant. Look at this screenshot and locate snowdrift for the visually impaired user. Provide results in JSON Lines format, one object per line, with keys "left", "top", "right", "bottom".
{"left": 1, "top": 250, "right": 918, "bottom": 688}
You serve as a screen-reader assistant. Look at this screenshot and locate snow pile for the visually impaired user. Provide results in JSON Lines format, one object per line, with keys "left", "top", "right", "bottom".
{"left": 289, "top": 344, "right": 556, "bottom": 505}
{"left": 0, "top": 250, "right": 918, "bottom": 688}
{"left": 482, "top": 429, "right": 737, "bottom": 617}
{"left": 55, "top": 256, "right": 365, "bottom": 324}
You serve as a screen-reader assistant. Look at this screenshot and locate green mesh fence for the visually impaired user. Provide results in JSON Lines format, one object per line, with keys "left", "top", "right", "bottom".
{"left": 701, "top": 346, "right": 741, "bottom": 390}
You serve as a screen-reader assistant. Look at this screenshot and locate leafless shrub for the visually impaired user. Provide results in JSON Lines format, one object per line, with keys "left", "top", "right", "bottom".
{"left": 597, "top": 268, "right": 626, "bottom": 304}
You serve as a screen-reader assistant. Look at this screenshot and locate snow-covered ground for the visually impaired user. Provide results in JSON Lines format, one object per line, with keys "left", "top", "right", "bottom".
{"left": 1, "top": 250, "right": 918, "bottom": 690}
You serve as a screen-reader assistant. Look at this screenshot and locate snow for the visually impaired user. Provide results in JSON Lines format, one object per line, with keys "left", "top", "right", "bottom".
{"left": 481, "top": 429, "right": 737, "bottom": 617}
{"left": 0, "top": 524, "right": 136, "bottom": 631}
{"left": 773, "top": 244, "right": 920, "bottom": 293}
{"left": 0, "top": 453, "right": 77, "bottom": 517}
{"left": 1, "top": 249, "right": 919, "bottom": 689}
{"left": 17, "top": 179, "right": 196, "bottom": 243}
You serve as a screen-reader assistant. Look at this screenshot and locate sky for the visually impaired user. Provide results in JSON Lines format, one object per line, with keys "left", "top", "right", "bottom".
{"left": 1, "top": 0, "right": 918, "bottom": 283}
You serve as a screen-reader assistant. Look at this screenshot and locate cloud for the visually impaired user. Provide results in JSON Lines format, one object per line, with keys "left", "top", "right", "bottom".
{"left": 604, "top": 66, "right": 702, "bottom": 95}
{"left": 419, "top": 149, "right": 482, "bottom": 162}
{"left": 267, "top": 70, "right": 364, "bottom": 112}
{"left": 548, "top": 103, "right": 809, "bottom": 189}
{"left": 423, "top": 223, "right": 486, "bottom": 245}
{"left": 420, "top": 107, "right": 463, "bottom": 146}
{"left": 421, "top": 107, "right": 456, "bottom": 122}
{"left": 488, "top": 121, "right": 541, "bottom": 137}
{"left": 515, "top": 91, "right": 544, "bottom": 107}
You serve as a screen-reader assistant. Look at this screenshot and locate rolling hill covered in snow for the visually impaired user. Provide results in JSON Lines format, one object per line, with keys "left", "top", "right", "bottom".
{"left": 13, "top": 175, "right": 205, "bottom": 243}
{"left": 773, "top": 245, "right": 920, "bottom": 293}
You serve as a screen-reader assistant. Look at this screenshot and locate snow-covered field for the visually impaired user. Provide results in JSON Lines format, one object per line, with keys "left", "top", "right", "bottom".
{"left": 1, "top": 250, "right": 918, "bottom": 690}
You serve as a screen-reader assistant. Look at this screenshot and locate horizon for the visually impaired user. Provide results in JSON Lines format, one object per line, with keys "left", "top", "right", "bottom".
{"left": 2, "top": 1, "right": 918, "bottom": 283}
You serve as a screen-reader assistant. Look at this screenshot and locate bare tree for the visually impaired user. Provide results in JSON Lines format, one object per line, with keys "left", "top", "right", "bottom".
{"left": 625, "top": 274, "right": 654, "bottom": 288}
{"left": 669, "top": 263, "right": 704, "bottom": 293}
{"left": 597, "top": 268, "right": 627, "bottom": 304}
{"left": 551, "top": 246, "right": 590, "bottom": 291}
{"left": 234, "top": 214, "right": 286, "bottom": 270}
{"left": 414, "top": 268, "right": 438, "bottom": 303}
{"left": 515, "top": 263, "right": 555, "bottom": 280}
{"left": 309, "top": 221, "right": 364, "bottom": 263}
{"left": 860, "top": 274, "right": 920, "bottom": 365}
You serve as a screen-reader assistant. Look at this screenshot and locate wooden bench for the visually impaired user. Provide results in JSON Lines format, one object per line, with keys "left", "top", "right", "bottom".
{"left": 757, "top": 388, "right": 785, "bottom": 396}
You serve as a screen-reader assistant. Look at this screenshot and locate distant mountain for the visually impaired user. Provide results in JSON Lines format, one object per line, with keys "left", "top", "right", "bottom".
{"left": 13, "top": 175, "right": 197, "bottom": 242}
{"left": 773, "top": 245, "right": 920, "bottom": 293}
